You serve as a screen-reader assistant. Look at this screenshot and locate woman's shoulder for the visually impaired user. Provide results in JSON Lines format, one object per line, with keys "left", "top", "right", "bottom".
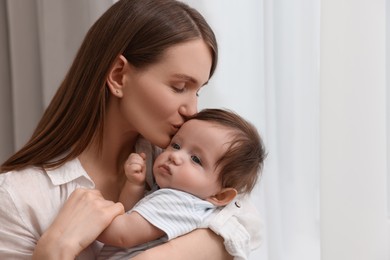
{"left": 0, "top": 166, "right": 47, "bottom": 189}
{"left": 0, "top": 164, "right": 65, "bottom": 211}
{"left": 0, "top": 166, "right": 62, "bottom": 239}
{"left": 0, "top": 158, "right": 90, "bottom": 188}
{"left": 0, "top": 159, "right": 91, "bottom": 237}
{"left": 1, "top": 158, "right": 91, "bottom": 213}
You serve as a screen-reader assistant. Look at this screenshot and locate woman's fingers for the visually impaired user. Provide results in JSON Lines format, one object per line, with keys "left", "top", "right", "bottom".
{"left": 41, "top": 188, "right": 124, "bottom": 256}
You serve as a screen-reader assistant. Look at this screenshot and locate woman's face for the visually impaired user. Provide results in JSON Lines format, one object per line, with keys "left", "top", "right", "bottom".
{"left": 120, "top": 39, "right": 212, "bottom": 148}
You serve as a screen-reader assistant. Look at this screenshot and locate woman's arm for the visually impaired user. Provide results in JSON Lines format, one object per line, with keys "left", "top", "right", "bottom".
{"left": 33, "top": 188, "right": 124, "bottom": 260}
{"left": 132, "top": 229, "right": 233, "bottom": 260}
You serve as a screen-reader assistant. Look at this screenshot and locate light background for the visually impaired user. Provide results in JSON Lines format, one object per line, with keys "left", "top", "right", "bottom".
{"left": 0, "top": 0, "right": 388, "bottom": 259}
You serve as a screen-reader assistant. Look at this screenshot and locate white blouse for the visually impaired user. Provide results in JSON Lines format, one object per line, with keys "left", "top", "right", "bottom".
{"left": 0, "top": 139, "right": 262, "bottom": 259}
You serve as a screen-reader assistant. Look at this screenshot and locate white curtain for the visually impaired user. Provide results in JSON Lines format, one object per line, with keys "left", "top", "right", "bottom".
{"left": 0, "top": 0, "right": 112, "bottom": 159}
{"left": 184, "top": 1, "right": 321, "bottom": 260}
{"left": 320, "top": 0, "right": 388, "bottom": 259}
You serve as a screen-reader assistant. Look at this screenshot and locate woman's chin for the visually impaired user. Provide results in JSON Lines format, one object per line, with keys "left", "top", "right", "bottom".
{"left": 150, "top": 136, "right": 171, "bottom": 149}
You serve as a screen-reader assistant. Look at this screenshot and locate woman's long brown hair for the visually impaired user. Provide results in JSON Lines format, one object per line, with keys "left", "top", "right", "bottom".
{"left": 1, "top": 0, "right": 217, "bottom": 173}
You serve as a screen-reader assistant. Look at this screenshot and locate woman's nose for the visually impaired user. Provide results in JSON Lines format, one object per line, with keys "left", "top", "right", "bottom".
{"left": 179, "top": 96, "right": 197, "bottom": 117}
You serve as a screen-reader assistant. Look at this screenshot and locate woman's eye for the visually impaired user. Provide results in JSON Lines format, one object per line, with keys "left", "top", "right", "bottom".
{"left": 171, "top": 86, "right": 186, "bottom": 93}
{"left": 171, "top": 143, "right": 180, "bottom": 150}
{"left": 191, "top": 155, "right": 202, "bottom": 166}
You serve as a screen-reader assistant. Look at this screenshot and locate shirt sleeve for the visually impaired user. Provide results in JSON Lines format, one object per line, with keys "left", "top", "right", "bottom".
{"left": 0, "top": 184, "right": 37, "bottom": 259}
{"left": 206, "top": 194, "right": 263, "bottom": 260}
{"left": 130, "top": 189, "right": 215, "bottom": 240}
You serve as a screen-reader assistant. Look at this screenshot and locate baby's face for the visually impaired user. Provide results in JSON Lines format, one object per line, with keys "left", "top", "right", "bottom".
{"left": 153, "top": 119, "right": 232, "bottom": 200}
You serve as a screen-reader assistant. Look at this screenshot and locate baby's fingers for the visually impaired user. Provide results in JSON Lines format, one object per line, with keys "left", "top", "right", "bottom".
{"left": 125, "top": 162, "right": 143, "bottom": 173}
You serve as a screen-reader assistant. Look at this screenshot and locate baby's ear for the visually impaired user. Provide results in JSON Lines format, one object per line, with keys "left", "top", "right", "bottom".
{"left": 206, "top": 188, "right": 237, "bottom": 207}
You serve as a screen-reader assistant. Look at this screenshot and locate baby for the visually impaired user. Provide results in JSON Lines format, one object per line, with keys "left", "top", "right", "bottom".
{"left": 98, "top": 108, "right": 266, "bottom": 259}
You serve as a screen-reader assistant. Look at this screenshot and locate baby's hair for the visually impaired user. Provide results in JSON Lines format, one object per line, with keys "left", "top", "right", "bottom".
{"left": 189, "top": 108, "right": 266, "bottom": 194}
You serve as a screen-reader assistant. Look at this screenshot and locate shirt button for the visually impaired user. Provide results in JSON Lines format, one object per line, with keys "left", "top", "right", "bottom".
{"left": 235, "top": 201, "right": 241, "bottom": 208}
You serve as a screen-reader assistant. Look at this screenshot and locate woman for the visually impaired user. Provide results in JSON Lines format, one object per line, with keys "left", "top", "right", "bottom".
{"left": 0, "top": 0, "right": 261, "bottom": 259}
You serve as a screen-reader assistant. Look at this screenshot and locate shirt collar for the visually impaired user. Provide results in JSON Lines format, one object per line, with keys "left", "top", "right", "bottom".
{"left": 45, "top": 158, "right": 95, "bottom": 188}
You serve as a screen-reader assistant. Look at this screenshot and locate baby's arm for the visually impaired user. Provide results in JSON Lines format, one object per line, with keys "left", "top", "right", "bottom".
{"left": 119, "top": 153, "right": 147, "bottom": 211}
{"left": 97, "top": 211, "right": 164, "bottom": 248}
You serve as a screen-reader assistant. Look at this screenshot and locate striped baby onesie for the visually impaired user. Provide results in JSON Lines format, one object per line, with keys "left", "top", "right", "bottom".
{"left": 98, "top": 188, "right": 216, "bottom": 259}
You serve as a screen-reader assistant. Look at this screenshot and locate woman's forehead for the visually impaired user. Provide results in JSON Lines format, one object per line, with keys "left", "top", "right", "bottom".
{"left": 152, "top": 39, "right": 212, "bottom": 85}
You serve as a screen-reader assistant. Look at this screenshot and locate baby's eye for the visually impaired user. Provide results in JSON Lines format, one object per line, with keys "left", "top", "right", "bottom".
{"left": 191, "top": 155, "right": 202, "bottom": 166}
{"left": 171, "top": 143, "right": 180, "bottom": 150}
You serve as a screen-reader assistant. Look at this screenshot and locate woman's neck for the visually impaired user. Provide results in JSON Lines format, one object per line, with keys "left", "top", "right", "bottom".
{"left": 78, "top": 131, "right": 139, "bottom": 201}
{"left": 78, "top": 101, "right": 140, "bottom": 201}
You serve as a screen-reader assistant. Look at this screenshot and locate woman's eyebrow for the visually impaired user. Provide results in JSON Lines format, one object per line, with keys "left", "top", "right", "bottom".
{"left": 172, "top": 74, "right": 197, "bottom": 83}
{"left": 172, "top": 74, "right": 209, "bottom": 86}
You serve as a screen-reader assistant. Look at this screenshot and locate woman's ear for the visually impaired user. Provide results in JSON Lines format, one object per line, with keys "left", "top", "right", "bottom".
{"left": 206, "top": 188, "right": 238, "bottom": 207}
{"left": 106, "top": 55, "right": 128, "bottom": 98}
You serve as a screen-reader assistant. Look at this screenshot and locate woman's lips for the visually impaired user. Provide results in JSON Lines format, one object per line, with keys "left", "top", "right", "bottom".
{"left": 170, "top": 124, "right": 181, "bottom": 137}
{"left": 172, "top": 122, "right": 183, "bottom": 130}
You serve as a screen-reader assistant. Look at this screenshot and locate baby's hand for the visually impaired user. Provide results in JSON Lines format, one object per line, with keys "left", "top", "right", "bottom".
{"left": 124, "top": 152, "right": 146, "bottom": 186}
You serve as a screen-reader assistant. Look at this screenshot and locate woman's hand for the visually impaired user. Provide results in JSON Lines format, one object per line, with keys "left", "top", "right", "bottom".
{"left": 33, "top": 188, "right": 124, "bottom": 260}
{"left": 132, "top": 229, "right": 233, "bottom": 260}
